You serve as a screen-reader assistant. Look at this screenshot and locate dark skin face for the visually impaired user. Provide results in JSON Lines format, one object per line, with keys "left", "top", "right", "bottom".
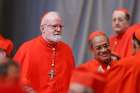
{"left": 90, "top": 35, "right": 111, "bottom": 64}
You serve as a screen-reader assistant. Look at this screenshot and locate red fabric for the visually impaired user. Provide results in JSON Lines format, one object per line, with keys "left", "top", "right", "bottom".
{"left": 71, "top": 70, "right": 95, "bottom": 89}
{"left": 0, "top": 35, "right": 14, "bottom": 55}
{"left": 135, "top": 28, "right": 140, "bottom": 41}
{"left": 13, "top": 36, "right": 75, "bottom": 93}
{"left": 0, "top": 81, "right": 26, "bottom": 93}
{"left": 77, "top": 59, "right": 114, "bottom": 93}
{"left": 71, "top": 67, "right": 106, "bottom": 93}
{"left": 79, "top": 59, "right": 115, "bottom": 73}
{"left": 110, "top": 24, "right": 140, "bottom": 58}
{"left": 115, "top": 8, "right": 129, "bottom": 15}
{"left": 88, "top": 31, "right": 106, "bottom": 41}
{"left": 104, "top": 52, "right": 140, "bottom": 93}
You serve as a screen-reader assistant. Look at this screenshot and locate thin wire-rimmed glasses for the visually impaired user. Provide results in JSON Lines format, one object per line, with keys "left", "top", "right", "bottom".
{"left": 42, "top": 24, "right": 64, "bottom": 30}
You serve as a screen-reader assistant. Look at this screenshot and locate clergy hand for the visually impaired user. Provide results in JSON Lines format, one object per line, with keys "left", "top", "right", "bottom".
{"left": 23, "top": 85, "right": 37, "bottom": 93}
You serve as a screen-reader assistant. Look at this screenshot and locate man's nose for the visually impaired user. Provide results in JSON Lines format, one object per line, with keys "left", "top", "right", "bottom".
{"left": 55, "top": 25, "right": 63, "bottom": 34}
{"left": 101, "top": 47, "right": 107, "bottom": 52}
{"left": 115, "top": 20, "right": 119, "bottom": 25}
{"left": 56, "top": 26, "right": 61, "bottom": 31}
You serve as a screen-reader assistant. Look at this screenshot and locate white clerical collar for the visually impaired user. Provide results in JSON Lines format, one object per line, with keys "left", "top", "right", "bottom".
{"left": 97, "top": 65, "right": 111, "bottom": 73}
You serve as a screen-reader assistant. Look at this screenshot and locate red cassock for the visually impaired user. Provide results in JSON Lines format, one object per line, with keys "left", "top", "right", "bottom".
{"left": 0, "top": 35, "right": 14, "bottom": 55}
{"left": 0, "top": 80, "right": 26, "bottom": 93}
{"left": 71, "top": 67, "right": 106, "bottom": 93}
{"left": 110, "top": 24, "right": 140, "bottom": 58}
{"left": 104, "top": 51, "right": 140, "bottom": 93}
{"left": 79, "top": 59, "right": 115, "bottom": 73}
{"left": 78, "top": 59, "right": 115, "bottom": 93}
{"left": 13, "top": 36, "right": 75, "bottom": 93}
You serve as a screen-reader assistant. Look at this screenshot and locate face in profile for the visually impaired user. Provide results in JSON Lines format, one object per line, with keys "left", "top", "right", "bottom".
{"left": 91, "top": 35, "right": 111, "bottom": 63}
{"left": 41, "top": 12, "right": 64, "bottom": 42}
{"left": 112, "top": 11, "right": 129, "bottom": 35}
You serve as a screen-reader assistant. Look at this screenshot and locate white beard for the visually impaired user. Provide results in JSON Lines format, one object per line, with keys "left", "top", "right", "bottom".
{"left": 46, "top": 34, "right": 62, "bottom": 42}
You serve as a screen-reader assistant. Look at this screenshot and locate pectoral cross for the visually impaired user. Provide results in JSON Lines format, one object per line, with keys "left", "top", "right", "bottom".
{"left": 48, "top": 69, "right": 55, "bottom": 79}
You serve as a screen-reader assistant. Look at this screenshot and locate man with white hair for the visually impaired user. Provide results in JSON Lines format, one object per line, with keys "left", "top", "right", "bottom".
{"left": 14, "top": 11, "right": 75, "bottom": 93}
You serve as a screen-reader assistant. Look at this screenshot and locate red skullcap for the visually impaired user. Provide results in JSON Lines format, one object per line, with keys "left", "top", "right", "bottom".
{"left": 0, "top": 35, "right": 13, "bottom": 55}
{"left": 115, "top": 8, "right": 129, "bottom": 15}
{"left": 0, "top": 40, "right": 9, "bottom": 54}
{"left": 88, "top": 31, "right": 106, "bottom": 41}
{"left": 0, "top": 41, "right": 13, "bottom": 55}
{"left": 135, "top": 29, "right": 140, "bottom": 41}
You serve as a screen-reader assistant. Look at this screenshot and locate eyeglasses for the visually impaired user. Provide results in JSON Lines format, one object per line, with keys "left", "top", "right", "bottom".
{"left": 42, "top": 24, "right": 64, "bottom": 30}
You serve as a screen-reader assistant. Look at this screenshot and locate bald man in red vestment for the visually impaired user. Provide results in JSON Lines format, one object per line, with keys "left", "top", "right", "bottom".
{"left": 110, "top": 8, "right": 140, "bottom": 59}
{"left": 104, "top": 29, "right": 140, "bottom": 93}
{"left": 13, "top": 11, "right": 75, "bottom": 93}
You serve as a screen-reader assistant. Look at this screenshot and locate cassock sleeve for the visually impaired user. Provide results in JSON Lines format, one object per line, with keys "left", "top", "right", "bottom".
{"left": 13, "top": 44, "right": 32, "bottom": 86}
{"left": 13, "top": 43, "right": 39, "bottom": 91}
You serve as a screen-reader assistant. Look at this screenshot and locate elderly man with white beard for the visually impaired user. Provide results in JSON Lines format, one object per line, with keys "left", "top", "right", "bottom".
{"left": 13, "top": 11, "right": 75, "bottom": 93}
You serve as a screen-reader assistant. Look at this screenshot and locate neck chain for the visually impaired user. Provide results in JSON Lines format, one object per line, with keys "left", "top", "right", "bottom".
{"left": 48, "top": 46, "right": 56, "bottom": 80}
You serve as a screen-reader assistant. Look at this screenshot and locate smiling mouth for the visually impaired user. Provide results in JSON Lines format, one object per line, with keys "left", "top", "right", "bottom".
{"left": 101, "top": 53, "right": 109, "bottom": 57}
{"left": 102, "top": 55, "right": 108, "bottom": 57}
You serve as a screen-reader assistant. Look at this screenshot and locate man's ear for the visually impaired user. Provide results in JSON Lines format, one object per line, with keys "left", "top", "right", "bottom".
{"left": 40, "top": 26, "right": 45, "bottom": 33}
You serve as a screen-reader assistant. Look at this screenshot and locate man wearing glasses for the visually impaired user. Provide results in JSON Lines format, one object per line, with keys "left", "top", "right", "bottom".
{"left": 14, "top": 11, "right": 75, "bottom": 93}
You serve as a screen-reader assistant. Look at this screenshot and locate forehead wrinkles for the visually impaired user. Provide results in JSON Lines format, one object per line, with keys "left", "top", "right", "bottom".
{"left": 92, "top": 35, "right": 108, "bottom": 46}
{"left": 41, "top": 12, "right": 62, "bottom": 25}
{"left": 112, "top": 11, "right": 126, "bottom": 19}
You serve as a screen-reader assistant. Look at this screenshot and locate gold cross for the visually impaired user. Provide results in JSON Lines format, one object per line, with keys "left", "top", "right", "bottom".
{"left": 48, "top": 69, "right": 55, "bottom": 79}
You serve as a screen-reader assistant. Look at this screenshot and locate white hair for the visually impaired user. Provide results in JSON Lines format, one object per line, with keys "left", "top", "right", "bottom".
{"left": 40, "top": 11, "right": 61, "bottom": 25}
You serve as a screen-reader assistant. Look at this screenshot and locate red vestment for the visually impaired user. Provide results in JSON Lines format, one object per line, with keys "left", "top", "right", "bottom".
{"left": 104, "top": 51, "right": 140, "bottom": 93}
{"left": 78, "top": 59, "right": 115, "bottom": 93}
{"left": 0, "top": 35, "right": 14, "bottom": 55}
{"left": 0, "top": 79, "right": 26, "bottom": 93}
{"left": 13, "top": 36, "right": 75, "bottom": 93}
{"left": 71, "top": 67, "right": 106, "bottom": 93}
{"left": 110, "top": 24, "right": 140, "bottom": 58}
{"left": 79, "top": 59, "right": 115, "bottom": 73}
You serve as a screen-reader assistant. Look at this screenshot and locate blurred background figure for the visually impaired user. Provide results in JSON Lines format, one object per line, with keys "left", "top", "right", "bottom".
{"left": 0, "top": 58, "right": 25, "bottom": 93}
{"left": 104, "top": 29, "right": 140, "bottom": 93}
{"left": 68, "top": 67, "right": 105, "bottom": 93}
{"left": 110, "top": 8, "right": 140, "bottom": 59}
